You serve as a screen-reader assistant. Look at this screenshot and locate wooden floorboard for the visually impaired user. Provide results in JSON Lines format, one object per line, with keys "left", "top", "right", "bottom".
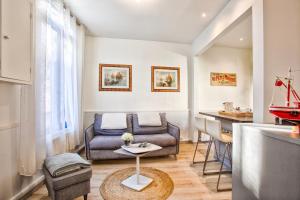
{"left": 28, "top": 143, "right": 232, "bottom": 200}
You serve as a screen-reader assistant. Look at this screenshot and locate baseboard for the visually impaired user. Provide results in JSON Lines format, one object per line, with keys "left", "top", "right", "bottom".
{"left": 73, "top": 144, "right": 85, "bottom": 154}
{"left": 180, "top": 140, "right": 193, "bottom": 144}
{"left": 10, "top": 175, "right": 45, "bottom": 200}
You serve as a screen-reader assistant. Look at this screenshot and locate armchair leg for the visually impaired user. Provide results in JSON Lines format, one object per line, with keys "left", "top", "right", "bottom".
{"left": 84, "top": 194, "right": 88, "bottom": 200}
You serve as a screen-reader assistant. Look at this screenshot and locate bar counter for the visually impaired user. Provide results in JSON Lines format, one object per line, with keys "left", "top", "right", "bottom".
{"left": 197, "top": 111, "right": 253, "bottom": 167}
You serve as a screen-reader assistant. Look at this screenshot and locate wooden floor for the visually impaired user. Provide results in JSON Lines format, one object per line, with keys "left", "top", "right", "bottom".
{"left": 29, "top": 143, "right": 232, "bottom": 200}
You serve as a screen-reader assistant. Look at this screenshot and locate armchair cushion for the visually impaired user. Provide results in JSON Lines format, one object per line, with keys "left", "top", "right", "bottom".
{"left": 132, "top": 113, "right": 167, "bottom": 135}
{"left": 93, "top": 113, "right": 133, "bottom": 136}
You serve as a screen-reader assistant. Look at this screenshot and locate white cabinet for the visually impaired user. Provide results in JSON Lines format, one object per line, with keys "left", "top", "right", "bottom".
{"left": 0, "top": 0, "right": 32, "bottom": 84}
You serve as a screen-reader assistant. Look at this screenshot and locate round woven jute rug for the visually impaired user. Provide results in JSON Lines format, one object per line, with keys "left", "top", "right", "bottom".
{"left": 100, "top": 167, "right": 174, "bottom": 200}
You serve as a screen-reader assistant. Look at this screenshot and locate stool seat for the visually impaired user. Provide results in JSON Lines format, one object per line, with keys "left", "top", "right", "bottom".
{"left": 220, "top": 133, "right": 232, "bottom": 143}
{"left": 43, "top": 164, "right": 92, "bottom": 200}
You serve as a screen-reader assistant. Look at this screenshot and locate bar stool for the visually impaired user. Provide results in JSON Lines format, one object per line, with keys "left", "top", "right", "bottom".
{"left": 192, "top": 116, "right": 219, "bottom": 164}
{"left": 203, "top": 119, "right": 232, "bottom": 192}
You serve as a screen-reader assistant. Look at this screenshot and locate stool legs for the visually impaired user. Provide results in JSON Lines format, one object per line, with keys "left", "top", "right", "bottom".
{"left": 192, "top": 131, "right": 202, "bottom": 164}
{"left": 203, "top": 138, "right": 213, "bottom": 173}
{"left": 193, "top": 133, "right": 217, "bottom": 164}
{"left": 216, "top": 143, "right": 232, "bottom": 192}
{"left": 202, "top": 138, "right": 222, "bottom": 175}
{"left": 202, "top": 138, "right": 232, "bottom": 192}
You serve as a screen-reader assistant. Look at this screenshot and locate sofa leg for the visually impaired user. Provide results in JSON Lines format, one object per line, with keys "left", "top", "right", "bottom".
{"left": 174, "top": 154, "right": 177, "bottom": 160}
{"left": 84, "top": 194, "right": 88, "bottom": 200}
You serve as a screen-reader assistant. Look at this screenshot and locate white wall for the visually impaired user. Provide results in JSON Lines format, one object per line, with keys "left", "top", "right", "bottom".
{"left": 0, "top": 83, "right": 43, "bottom": 200}
{"left": 194, "top": 46, "right": 253, "bottom": 112}
{"left": 191, "top": 0, "right": 268, "bottom": 123}
{"left": 84, "top": 37, "right": 192, "bottom": 140}
{"left": 192, "top": 0, "right": 253, "bottom": 55}
{"left": 262, "top": 0, "right": 300, "bottom": 122}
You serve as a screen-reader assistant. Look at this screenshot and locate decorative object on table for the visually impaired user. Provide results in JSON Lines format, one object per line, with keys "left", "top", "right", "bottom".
{"left": 218, "top": 110, "right": 253, "bottom": 118}
{"left": 100, "top": 167, "right": 174, "bottom": 200}
{"left": 223, "top": 102, "right": 234, "bottom": 112}
{"left": 121, "top": 132, "right": 134, "bottom": 146}
{"left": 43, "top": 153, "right": 92, "bottom": 200}
{"left": 99, "top": 64, "right": 132, "bottom": 91}
{"left": 220, "top": 102, "right": 253, "bottom": 118}
{"left": 210, "top": 72, "right": 237, "bottom": 86}
{"left": 269, "top": 67, "right": 300, "bottom": 134}
{"left": 151, "top": 66, "right": 180, "bottom": 92}
{"left": 138, "top": 142, "right": 149, "bottom": 148}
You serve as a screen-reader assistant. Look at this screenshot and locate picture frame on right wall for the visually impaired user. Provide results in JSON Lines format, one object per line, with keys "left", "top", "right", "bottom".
{"left": 151, "top": 66, "right": 180, "bottom": 92}
{"left": 210, "top": 72, "right": 237, "bottom": 86}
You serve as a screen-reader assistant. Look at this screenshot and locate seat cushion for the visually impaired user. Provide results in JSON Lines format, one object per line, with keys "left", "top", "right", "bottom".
{"left": 132, "top": 113, "right": 167, "bottom": 135}
{"left": 93, "top": 113, "right": 133, "bottom": 136}
{"left": 89, "top": 133, "right": 176, "bottom": 150}
{"left": 43, "top": 167, "right": 92, "bottom": 190}
{"left": 134, "top": 134, "right": 176, "bottom": 147}
{"left": 89, "top": 135, "right": 124, "bottom": 150}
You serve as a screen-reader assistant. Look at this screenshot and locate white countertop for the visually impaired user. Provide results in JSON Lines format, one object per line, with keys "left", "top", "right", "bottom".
{"left": 233, "top": 123, "right": 300, "bottom": 145}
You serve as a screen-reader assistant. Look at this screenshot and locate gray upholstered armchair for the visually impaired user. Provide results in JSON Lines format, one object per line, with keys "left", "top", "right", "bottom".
{"left": 85, "top": 113, "right": 180, "bottom": 160}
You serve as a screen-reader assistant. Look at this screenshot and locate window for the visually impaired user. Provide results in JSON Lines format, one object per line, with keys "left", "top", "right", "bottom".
{"left": 45, "top": 2, "right": 77, "bottom": 137}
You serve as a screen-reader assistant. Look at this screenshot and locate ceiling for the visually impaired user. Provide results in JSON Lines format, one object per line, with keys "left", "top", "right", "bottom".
{"left": 214, "top": 12, "right": 252, "bottom": 49}
{"left": 64, "top": 0, "right": 230, "bottom": 44}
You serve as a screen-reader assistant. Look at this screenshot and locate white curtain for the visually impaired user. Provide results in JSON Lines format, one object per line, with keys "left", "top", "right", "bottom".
{"left": 76, "top": 25, "right": 86, "bottom": 145}
{"left": 18, "top": 0, "right": 85, "bottom": 175}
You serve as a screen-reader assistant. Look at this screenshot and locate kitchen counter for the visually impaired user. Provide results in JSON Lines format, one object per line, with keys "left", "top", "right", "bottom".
{"left": 232, "top": 123, "right": 300, "bottom": 200}
{"left": 198, "top": 111, "right": 253, "bottom": 123}
{"left": 197, "top": 111, "right": 253, "bottom": 167}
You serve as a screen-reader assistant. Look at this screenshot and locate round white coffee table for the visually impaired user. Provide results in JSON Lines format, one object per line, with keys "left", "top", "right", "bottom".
{"left": 114, "top": 143, "right": 162, "bottom": 191}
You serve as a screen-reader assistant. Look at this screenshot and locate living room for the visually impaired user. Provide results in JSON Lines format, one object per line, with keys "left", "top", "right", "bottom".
{"left": 0, "top": 0, "right": 300, "bottom": 200}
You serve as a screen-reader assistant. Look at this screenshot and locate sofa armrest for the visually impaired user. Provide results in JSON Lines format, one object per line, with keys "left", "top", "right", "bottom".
{"left": 84, "top": 124, "right": 94, "bottom": 160}
{"left": 167, "top": 122, "right": 180, "bottom": 154}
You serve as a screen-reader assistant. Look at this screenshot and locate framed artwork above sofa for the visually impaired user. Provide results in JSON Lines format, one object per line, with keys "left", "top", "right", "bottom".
{"left": 99, "top": 64, "right": 132, "bottom": 91}
{"left": 151, "top": 66, "right": 180, "bottom": 92}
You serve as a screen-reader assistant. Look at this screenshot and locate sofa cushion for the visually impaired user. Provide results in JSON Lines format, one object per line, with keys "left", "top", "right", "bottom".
{"left": 89, "top": 133, "right": 176, "bottom": 150}
{"left": 93, "top": 113, "right": 133, "bottom": 136}
{"left": 101, "top": 113, "right": 127, "bottom": 129}
{"left": 89, "top": 135, "right": 124, "bottom": 150}
{"left": 137, "top": 112, "right": 162, "bottom": 126}
{"left": 132, "top": 113, "right": 167, "bottom": 135}
{"left": 134, "top": 134, "right": 176, "bottom": 147}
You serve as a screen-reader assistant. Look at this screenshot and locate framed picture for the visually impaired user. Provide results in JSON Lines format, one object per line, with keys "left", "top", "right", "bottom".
{"left": 151, "top": 66, "right": 180, "bottom": 92}
{"left": 210, "top": 72, "right": 237, "bottom": 86}
{"left": 99, "top": 64, "right": 132, "bottom": 91}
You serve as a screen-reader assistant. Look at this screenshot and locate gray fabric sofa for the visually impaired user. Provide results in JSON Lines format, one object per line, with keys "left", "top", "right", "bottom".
{"left": 85, "top": 113, "right": 180, "bottom": 160}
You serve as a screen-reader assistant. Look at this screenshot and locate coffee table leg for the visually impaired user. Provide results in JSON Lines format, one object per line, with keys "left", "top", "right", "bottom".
{"left": 121, "top": 154, "right": 153, "bottom": 191}
{"left": 136, "top": 155, "right": 140, "bottom": 184}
